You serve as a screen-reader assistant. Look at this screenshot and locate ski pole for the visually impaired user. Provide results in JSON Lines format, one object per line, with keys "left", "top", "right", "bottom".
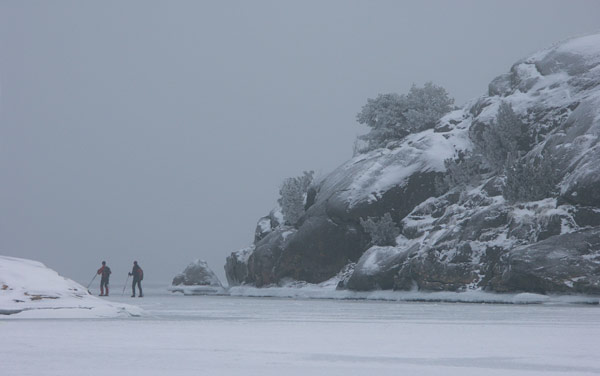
{"left": 86, "top": 273, "right": 97, "bottom": 294}
{"left": 86, "top": 273, "right": 97, "bottom": 289}
{"left": 122, "top": 274, "right": 130, "bottom": 296}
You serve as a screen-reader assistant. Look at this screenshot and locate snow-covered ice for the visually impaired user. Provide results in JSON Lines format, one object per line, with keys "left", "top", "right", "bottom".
{"left": 1, "top": 285, "right": 599, "bottom": 376}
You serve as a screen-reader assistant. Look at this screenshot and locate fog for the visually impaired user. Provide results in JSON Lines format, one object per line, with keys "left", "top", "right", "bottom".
{"left": 1, "top": 1, "right": 599, "bottom": 285}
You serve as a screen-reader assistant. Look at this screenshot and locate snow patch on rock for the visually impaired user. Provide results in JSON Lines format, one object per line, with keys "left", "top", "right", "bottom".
{"left": 342, "top": 127, "right": 471, "bottom": 206}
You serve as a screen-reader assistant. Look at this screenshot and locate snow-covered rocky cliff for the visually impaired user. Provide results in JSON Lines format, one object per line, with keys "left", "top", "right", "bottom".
{"left": 225, "top": 34, "right": 600, "bottom": 295}
{"left": 0, "top": 256, "right": 142, "bottom": 318}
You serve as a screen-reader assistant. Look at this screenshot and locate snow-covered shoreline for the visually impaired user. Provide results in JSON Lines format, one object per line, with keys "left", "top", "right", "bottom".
{"left": 2, "top": 252, "right": 595, "bottom": 322}
{"left": 168, "top": 284, "right": 228, "bottom": 296}
{"left": 0, "top": 255, "right": 143, "bottom": 319}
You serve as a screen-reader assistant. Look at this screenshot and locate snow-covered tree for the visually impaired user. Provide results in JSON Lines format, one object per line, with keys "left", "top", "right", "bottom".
{"left": 356, "top": 83, "right": 454, "bottom": 153}
{"left": 503, "top": 154, "right": 558, "bottom": 202}
{"left": 443, "top": 151, "right": 483, "bottom": 188}
{"left": 360, "top": 213, "right": 400, "bottom": 246}
{"left": 476, "top": 102, "right": 527, "bottom": 172}
{"left": 278, "top": 171, "right": 314, "bottom": 226}
{"left": 355, "top": 93, "right": 408, "bottom": 152}
{"left": 404, "top": 82, "right": 455, "bottom": 132}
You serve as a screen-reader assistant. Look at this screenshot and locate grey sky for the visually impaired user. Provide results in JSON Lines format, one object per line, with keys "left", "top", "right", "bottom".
{"left": 1, "top": 1, "right": 599, "bottom": 285}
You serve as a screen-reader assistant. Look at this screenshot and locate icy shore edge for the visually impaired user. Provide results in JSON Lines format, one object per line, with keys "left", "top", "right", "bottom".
{"left": 171, "top": 283, "right": 599, "bottom": 305}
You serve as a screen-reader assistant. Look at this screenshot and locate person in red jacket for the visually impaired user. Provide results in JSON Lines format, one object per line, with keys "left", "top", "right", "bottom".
{"left": 97, "top": 261, "right": 112, "bottom": 296}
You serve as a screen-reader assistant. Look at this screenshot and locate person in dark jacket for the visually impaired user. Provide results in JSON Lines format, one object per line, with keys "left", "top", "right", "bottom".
{"left": 128, "top": 261, "right": 143, "bottom": 297}
{"left": 97, "top": 261, "right": 112, "bottom": 296}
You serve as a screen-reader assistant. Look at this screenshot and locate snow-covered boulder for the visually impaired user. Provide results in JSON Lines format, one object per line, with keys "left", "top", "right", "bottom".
{"left": 345, "top": 246, "right": 412, "bottom": 291}
{"left": 254, "top": 208, "right": 284, "bottom": 243}
{"left": 171, "top": 259, "right": 226, "bottom": 295}
{"left": 0, "top": 256, "right": 142, "bottom": 318}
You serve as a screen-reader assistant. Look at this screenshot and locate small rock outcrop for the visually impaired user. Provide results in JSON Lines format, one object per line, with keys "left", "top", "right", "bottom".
{"left": 171, "top": 259, "right": 225, "bottom": 295}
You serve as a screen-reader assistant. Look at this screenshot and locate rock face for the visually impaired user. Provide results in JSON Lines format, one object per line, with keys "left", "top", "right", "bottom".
{"left": 488, "top": 228, "right": 600, "bottom": 294}
{"left": 224, "top": 246, "right": 253, "bottom": 286}
{"left": 172, "top": 259, "right": 223, "bottom": 288}
{"left": 225, "top": 133, "right": 463, "bottom": 287}
{"left": 225, "top": 34, "right": 600, "bottom": 295}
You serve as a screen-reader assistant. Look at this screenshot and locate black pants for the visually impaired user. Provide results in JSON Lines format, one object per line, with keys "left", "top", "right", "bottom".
{"left": 132, "top": 279, "right": 142, "bottom": 296}
{"left": 100, "top": 279, "right": 109, "bottom": 294}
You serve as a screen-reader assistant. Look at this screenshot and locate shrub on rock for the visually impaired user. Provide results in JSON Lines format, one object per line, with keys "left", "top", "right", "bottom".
{"left": 360, "top": 213, "right": 400, "bottom": 246}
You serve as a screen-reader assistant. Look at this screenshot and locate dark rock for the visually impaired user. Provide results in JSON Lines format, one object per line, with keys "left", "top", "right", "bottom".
{"left": 305, "top": 187, "right": 317, "bottom": 211}
{"left": 487, "top": 228, "right": 600, "bottom": 294}
{"left": 507, "top": 220, "right": 535, "bottom": 242}
{"left": 478, "top": 246, "right": 506, "bottom": 289}
{"left": 536, "top": 214, "right": 562, "bottom": 241}
{"left": 271, "top": 217, "right": 366, "bottom": 285}
{"left": 325, "top": 171, "right": 443, "bottom": 225}
{"left": 535, "top": 48, "right": 598, "bottom": 76}
{"left": 395, "top": 250, "right": 478, "bottom": 291}
{"left": 459, "top": 207, "right": 508, "bottom": 241}
{"left": 345, "top": 246, "right": 412, "bottom": 291}
{"left": 561, "top": 170, "right": 600, "bottom": 208}
{"left": 573, "top": 207, "right": 600, "bottom": 228}
{"left": 488, "top": 73, "right": 513, "bottom": 96}
{"left": 402, "top": 225, "right": 424, "bottom": 239}
{"left": 450, "top": 243, "right": 473, "bottom": 263}
{"left": 434, "top": 123, "right": 453, "bottom": 133}
{"left": 254, "top": 216, "right": 272, "bottom": 243}
{"left": 253, "top": 209, "right": 284, "bottom": 242}
{"left": 246, "top": 228, "right": 293, "bottom": 286}
{"left": 224, "top": 246, "right": 254, "bottom": 286}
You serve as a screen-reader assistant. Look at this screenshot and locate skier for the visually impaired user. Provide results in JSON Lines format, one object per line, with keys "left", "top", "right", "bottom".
{"left": 97, "top": 261, "right": 112, "bottom": 296}
{"left": 129, "top": 261, "right": 144, "bottom": 297}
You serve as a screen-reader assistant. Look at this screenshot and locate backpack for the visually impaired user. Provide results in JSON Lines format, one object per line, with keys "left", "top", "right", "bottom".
{"left": 137, "top": 268, "right": 144, "bottom": 281}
